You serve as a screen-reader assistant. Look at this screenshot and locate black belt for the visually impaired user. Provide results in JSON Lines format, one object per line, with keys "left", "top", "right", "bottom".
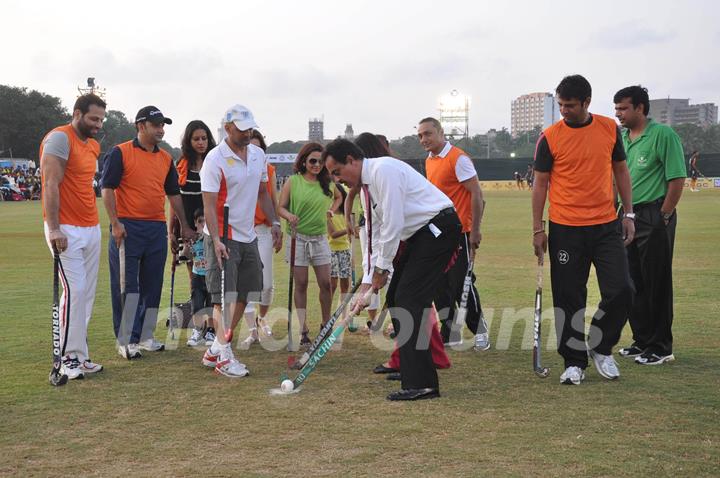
{"left": 432, "top": 207, "right": 456, "bottom": 219}
{"left": 409, "top": 207, "right": 457, "bottom": 241}
{"left": 634, "top": 197, "right": 664, "bottom": 209}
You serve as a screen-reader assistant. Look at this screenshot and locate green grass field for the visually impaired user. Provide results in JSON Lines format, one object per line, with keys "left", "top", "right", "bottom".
{"left": 1, "top": 190, "right": 719, "bottom": 477}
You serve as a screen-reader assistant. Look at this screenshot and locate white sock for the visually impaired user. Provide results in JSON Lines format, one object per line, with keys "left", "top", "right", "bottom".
{"left": 219, "top": 342, "right": 233, "bottom": 361}
{"left": 210, "top": 338, "right": 223, "bottom": 354}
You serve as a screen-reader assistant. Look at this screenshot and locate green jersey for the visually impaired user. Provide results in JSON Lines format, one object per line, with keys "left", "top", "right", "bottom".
{"left": 287, "top": 173, "right": 335, "bottom": 236}
{"left": 622, "top": 119, "right": 686, "bottom": 205}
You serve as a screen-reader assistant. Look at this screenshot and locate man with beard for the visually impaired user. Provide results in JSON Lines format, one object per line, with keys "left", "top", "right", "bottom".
{"left": 101, "top": 106, "right": 194, "bottom": 359}
{"left": 40, "top": 93, "right": 107, "bottom": 380}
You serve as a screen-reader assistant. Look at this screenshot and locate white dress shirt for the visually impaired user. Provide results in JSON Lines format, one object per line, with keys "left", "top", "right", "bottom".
{"left": 360, "top": 156, "right": 453, "bottom": 280}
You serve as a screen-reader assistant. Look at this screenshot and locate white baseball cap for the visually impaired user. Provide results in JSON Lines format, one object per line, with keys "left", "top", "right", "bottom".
{"left": 223, "top": 104, "right": 258, "bottom": 131}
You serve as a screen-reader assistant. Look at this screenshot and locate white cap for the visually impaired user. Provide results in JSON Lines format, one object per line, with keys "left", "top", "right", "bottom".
{"left": 223, "top": 104, "right": 258, "bottom": 131}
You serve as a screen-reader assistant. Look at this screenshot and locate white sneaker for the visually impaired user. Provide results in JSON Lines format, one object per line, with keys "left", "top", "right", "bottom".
{"left": 473, "top": 333, "right": 491, "bottom": 351}
{"left": 257, "top": 317, "right": 273, "bottom": 337}
{"left": 240, "top": 328, "right": 259, "bottom": 349}
{"left": 80, "top": 359, "right": 103, "bottom": 374}
{"left": 118, "top": 344, "right": 143, "bottom": 360}
{"left": 589, "top": 350, "right": 620, "bottom": 380}
{"left": 187, "top": 329, "right": 203, "bottom": 347}
{"left": 61, "top": 356, "right": 85, "bottom": 380}
{"left": 214, "top": 347, "right": 249, "bottom": 378}
{"left": 560, "top": 366, "right": 585, "bottom": 385}
{"left": 204, "top": 330, "right": 216, "bottom": 346}
{"left": 138, "top": 338, "right": 165, "bottom": 352}
{"left": 202, "top": 347, "right": 220, "bottom": 368}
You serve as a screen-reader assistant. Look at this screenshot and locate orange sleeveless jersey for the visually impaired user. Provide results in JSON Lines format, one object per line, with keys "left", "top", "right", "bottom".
{"left": 543, "top": 114, "right": 618, "bottom": 226}
{"left": 40, "top": 124, "right": 100, "bottom": 226}
{"left": 254, "top": 163, "right": 275, "bottom": 226}
{"left": 426, "top": 145, "right": 473, "bottom": 232}
{"left": 176, "top": 157, "right": 188, "bottom": 186}
{"left": 115, "top": 141, "right": 173, "bottom": 221}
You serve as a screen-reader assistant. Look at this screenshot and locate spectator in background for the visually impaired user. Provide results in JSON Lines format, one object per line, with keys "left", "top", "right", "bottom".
{"left": 241, "top": 129, "right": 281, "bottom": 347}
{"left": 169, "top": 120, "right": 217, "bottom": 280}
{"left": 277, "top": 142, "right": 342, "bottom": 348}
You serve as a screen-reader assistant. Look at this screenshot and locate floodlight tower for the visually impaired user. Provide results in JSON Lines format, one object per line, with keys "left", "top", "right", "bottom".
{"left": 438, "top": 89, "right": 470, "bottom": 141}
{"left": 77, "top": 77, "right": 107, "bottom": 100}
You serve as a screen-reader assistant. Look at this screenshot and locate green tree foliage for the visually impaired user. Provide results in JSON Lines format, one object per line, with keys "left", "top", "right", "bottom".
{"left": 98, "top": 109, "right": 180, "bottom": 160}
{"left": 0, "top": 85, "right": 70, "bottom": 160}
{"left": 672, "top": 123, "right": 720, "bottom": 154}
{"left": 98, "top": 110, "right": 135, "bottom": 153}
{"left": 266, "top": 140, "right": 306, "bottom": 154}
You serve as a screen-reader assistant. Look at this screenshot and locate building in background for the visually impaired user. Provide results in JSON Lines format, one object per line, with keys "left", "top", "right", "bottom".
{"left": 649, "top": 98, "right": 718, "bottom": 127}
{"left": 309, "top": 116, "right": 324, "bottom": 142}
{"left": 344, "top": 123, "right": 354, "bottom": 140}
{"left": 511, "top": 92, "right": 559, "bottom": 137}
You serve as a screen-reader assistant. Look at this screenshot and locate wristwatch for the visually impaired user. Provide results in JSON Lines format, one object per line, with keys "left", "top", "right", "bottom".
{"left": 661, "top": 211, "right": 673, "bottom": 222}
{"left": 623, "top": 213, "right": 636, "bottom": 220}
{"left": 374, "top": 266, "right": 390, "bottom": 276}
{"left": 271, "top": 220, "right": 281, "bottom": 227}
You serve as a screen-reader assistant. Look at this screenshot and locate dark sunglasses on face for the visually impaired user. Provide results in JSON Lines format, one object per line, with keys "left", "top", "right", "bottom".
{"left": 307, "top": 158, "right": 325, "bottom": 166}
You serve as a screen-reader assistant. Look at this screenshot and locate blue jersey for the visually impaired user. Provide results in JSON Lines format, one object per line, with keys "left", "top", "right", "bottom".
{"left": 192, "top": 238, "right": 207, "bottom": 276}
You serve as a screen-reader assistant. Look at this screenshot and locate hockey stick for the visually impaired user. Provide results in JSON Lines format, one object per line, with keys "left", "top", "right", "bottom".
{"left": 272, "top": 289, "right": 374, "bottom": 394}
{"left": 533, "top": 256, "right": 549, "bottom": 378}
{"left": 168, "top": 250, "right": 177, "bottom": 339}
{"left": 118, "top": 241, "right": 135, "bottom": 360}
{"left": 49, "top": 251, "right": 68, "bottom": 386}
{"left": 289, "top": 281, "right": 361, "bottom": 369}
{"left": 287, "top": 231, "right": 297, "bottom": 352}
{"left": 220, "top": 205, "right": 230, "bottom": 343}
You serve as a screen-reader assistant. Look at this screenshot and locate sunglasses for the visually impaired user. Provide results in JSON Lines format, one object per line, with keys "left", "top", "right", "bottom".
{"left": 307, "top": 158, "right": 325, "bottom": 166}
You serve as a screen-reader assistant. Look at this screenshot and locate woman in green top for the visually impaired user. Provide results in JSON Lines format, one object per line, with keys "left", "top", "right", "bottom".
{"left": 278, "top": 142, "right": 342, "bottom": 347}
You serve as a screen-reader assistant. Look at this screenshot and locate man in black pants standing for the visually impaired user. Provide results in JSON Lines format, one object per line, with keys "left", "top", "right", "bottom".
{"left": 532, "top": 75, "right": 635, "bottom": 385}
{"left": 324, "top": 139, "right": 461, "bottom": 401}
{"left": 418, "top": 117, "right": 488, "bottom": 350}
{"left": 614, "top": 85, "right": 686, "bottom": 365}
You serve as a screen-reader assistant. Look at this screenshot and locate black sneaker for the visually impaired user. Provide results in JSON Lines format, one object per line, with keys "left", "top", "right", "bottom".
{"left": 618, "top": 345, "right": 644, "bottom": 358}
{"left": 300, "top": 332, "right": 312, "bottom": 349}
{"left": 635, "top": 351, "right": 675, "bottom": 365}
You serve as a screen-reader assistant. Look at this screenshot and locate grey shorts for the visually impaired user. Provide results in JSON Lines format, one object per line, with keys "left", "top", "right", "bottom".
{"left": 205, "top": 234, "right": 263, "bottom": 304}
{"left": 285, "top": 232, "right": 331, "bottom": 267}
{"left": 331, "top": 249, "right": 352, "bottom": 278}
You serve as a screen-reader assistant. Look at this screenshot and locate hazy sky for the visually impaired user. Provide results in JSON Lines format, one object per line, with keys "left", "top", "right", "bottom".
{"left": 3, "top": 0, "right": 719, "bottom": 146}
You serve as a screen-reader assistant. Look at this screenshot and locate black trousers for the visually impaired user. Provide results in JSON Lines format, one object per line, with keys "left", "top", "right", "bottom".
{"left": 548, "top": 220, "right": 633, "bottom": 369}
{"left": 626, "top": 201, "right": 677, "bottom": 355}
{"left": 437, "top": 232, "right": 485, "bottom": 341}
{"left": 387, "top": 211, "right": 462, "bottom": 390}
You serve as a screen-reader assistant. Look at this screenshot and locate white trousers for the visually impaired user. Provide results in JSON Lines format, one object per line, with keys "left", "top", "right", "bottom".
{"left": 44, "top": 222, "right": 101, "bottom": 362}
{"left": 245, "top": 224, "right": 274, "bottom": 314}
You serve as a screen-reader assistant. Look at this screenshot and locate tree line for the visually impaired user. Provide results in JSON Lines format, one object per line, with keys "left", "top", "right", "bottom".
{"left": 0, "top": 85, "right": 180, "bottom": 161}
{"left": 2, "top": 84, "right": 718, "bottom": 162}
